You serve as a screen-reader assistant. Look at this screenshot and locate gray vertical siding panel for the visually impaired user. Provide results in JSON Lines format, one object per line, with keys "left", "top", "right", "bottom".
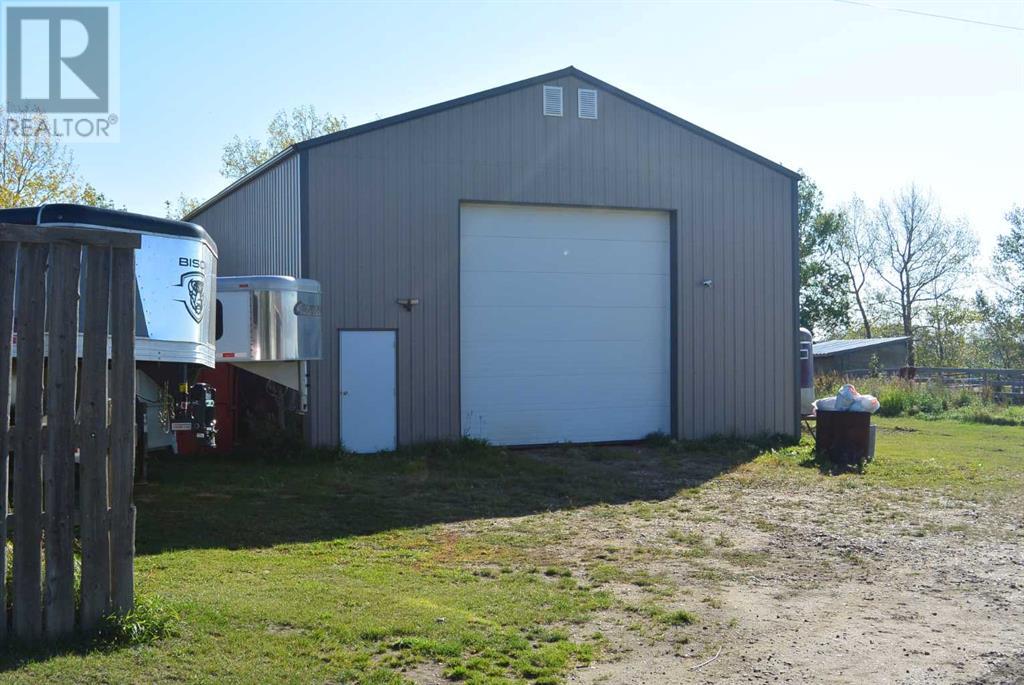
{"left": 725, "top": 155, "right": 738, "bottom": 435}
{"left": 774, "top": 175, "right": 787, "bottom": 432}
{"left": 705, "top": 141, "right": 719, "bottom": 434}
{"left": 678, "top": 130, "right": 692, "bottom": 438}
{"left": 409, "top": 118, "right": 426, "bottom": 442}
{"left": 191, "top": 155, "right": 301, "bottom": 277}
{"left": 755, "top": 166, "right": 769, "bottom": 432}
{"left": 777, "top": 176, "right": 789, "bottom": 430}
{"left": 718, "top": 149, "right": 731, "bottom": 434}
{"left": 741, "top": 162, "right": 756, "bottom": 436}
{"left": 424, "top": 114, "right": 440, "bottom": 441}
{"left": 771, "top": 175, "right": 783, "bottom": 432}
{"left": 696, "top": 139, "right": 711, "bottom": 437}
{"left": 713, "top": 146, "right": 726, "bottom": 435}
{"left": 727, "top": 157, "right": 740, "bottom": 435}
{"left": 780, "top": 175, "right": 797, "bottom": 433}
{"left": 300, "top": 75, "right": 796, "bottom": 446}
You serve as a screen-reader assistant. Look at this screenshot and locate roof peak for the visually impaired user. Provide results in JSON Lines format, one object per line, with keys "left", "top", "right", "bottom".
{"left": 187, "top": 66, "right": 798, "bottom": 220}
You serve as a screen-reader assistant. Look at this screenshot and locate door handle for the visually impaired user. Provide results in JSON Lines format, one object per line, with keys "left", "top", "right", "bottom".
{"left": 342, "top": 390, "right": 349, "bottom": 396}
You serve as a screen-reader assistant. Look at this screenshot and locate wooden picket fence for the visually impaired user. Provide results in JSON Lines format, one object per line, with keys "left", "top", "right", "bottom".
{"left": 0, "top": 222, "right": 140, "bottom": 642}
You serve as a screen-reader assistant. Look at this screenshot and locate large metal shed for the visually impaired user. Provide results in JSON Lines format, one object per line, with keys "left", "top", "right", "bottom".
{"left": 187, "top": 67, "right": 800, "bottom": 451}
{"left": 814, "top": 337, "right": 911, "bottom": 376}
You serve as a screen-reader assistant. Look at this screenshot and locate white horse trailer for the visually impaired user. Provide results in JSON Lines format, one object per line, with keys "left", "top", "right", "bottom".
{"left": 215, "top": 275, "right": 321, "bottom": 404}
{"left": 2, "top": 204, "right": 218, "bottom": 364}
{"left": 0, "top": 204, "right": 321, "bottom": 458}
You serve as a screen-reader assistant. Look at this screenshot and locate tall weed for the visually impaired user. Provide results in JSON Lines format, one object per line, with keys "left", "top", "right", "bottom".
{"left": 815, "top": 374, "right": 1023, "bottom": 426}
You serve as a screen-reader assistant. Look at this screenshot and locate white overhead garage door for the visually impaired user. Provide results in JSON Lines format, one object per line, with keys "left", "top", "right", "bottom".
{"left": 460, "top": 203, "right": 671, "bottom": 445}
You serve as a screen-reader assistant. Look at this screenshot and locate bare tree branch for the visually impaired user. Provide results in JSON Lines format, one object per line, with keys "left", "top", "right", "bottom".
{"left": 836, "top": 195, "right": 877, "bottom": 336}
{"left": 869, "top": 184, "right": 978, "bottom": 365}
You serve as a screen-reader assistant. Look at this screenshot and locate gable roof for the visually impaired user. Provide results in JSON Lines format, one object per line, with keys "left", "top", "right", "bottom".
{"left": 813, "top": 337, "right": 910, "bottom": 357}
{"left": 187, "top": 66, "right": 799, "bottom": 220}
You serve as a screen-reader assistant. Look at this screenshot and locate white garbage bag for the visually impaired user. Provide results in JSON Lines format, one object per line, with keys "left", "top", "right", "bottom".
{"left": 814, "top": 396, "right": 837, "bottom": 412}
{"left": 852, "top": 395, "right": 880, "bottom": 413}
{"left": 815, "top": 384, "right": 880, "bottom": 414}
{"left": 835, "top": 384, "right": 859, "bottom": 410}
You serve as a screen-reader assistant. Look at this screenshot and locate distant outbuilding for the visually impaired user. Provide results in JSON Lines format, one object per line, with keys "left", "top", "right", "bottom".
{"left": 813, "top": 337, "right": 910, "bottom": 376}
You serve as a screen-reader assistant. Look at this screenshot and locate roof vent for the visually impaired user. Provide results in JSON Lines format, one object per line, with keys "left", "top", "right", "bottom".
{"left": 543, "top": 85, "right": 563, "bottom": 117}
{"left": 578, "top": 88, "right": 598, "bottom": 119}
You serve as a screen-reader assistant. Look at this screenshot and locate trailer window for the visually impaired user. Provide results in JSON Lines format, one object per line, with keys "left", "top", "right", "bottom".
{"left": 215, "top": 300, "right": 223, "bottom": 340}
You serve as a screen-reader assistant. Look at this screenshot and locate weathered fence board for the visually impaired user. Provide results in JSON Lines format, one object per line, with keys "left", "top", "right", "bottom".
{"left": 12, "top": 243, "right": 48, "bottom": 640}
{"left": 78, "top": 246, "right": 112, "bottom": 632}
{"left": 109, "top": 247, "right": 136, "bottom": 614}
{"left": 43, "top": 243, "right": 82, "bottom": 639}
{"left": 0, "top": 224, "right": 140, "bottom": 643}
{"left": 0, "top": 243, "right": 18, "bottom": 642}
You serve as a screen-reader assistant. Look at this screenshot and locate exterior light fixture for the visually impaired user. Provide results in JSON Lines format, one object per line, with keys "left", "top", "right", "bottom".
{"left": 396, "top": 298, "right": 420, "bottom": 311}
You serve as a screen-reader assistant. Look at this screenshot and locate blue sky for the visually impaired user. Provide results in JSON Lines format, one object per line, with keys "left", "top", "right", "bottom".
{"left": 70, "top": 0, "right": 1022, "bottom": 258}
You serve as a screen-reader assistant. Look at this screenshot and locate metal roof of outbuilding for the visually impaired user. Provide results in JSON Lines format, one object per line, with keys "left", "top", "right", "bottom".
{"left": 813, "top": 336, "right": 910, "bottom": 357}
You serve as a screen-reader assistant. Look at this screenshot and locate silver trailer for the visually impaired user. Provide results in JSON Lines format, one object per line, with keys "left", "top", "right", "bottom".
{"left": 0, "top": 205, "right": 322, "bottom": 455}
{"left": 215, "top": 275, "right": 321, "bottom": 362}
{"left": 2, "top": 204, "right": 219, "bottom": 367}
{"left": 215, "top": 275, "right": 321, "bottom": 412}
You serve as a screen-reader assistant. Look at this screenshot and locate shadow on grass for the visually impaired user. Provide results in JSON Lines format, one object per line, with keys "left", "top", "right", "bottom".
{"left": 0, "top": 435, "right": 788, "bottom": 672}
{"left": 799, "top": 452, "right": 837, "bottom": 475}
{"left": 0, "top": 638, "right": 116, "bottom": 673}
{"left": 798, "top": 449, "right": 867, "bottom": 475}
{"left": 134, "top": 434, "right": 794, "bottom": 555}
{"left": 0, "top": 595, "right": 178, "bottom": 671}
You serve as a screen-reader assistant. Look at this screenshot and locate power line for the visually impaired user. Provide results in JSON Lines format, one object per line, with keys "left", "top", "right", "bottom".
{"left": 833, "top": 0, "right": 1024, "bottom": 32}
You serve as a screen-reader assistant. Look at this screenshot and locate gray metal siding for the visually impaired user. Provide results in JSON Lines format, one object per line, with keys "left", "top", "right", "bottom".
{"left": 305, "top": 75, "right": 797, "bottom": 446}
{"left": 191, "top": 154, "right": 301, "bottom": 277}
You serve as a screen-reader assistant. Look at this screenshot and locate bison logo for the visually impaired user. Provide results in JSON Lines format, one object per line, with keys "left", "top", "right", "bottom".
{"left": 175, "top": 270, "right": 206, "bottom": 323}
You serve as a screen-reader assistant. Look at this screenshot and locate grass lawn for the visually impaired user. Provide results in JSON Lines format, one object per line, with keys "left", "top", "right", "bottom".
{"left": 751, "top": 417, "right": 1024, "bottom": 497}
{"left": 1, "top": 418, "right": 1020, "bottom": 683}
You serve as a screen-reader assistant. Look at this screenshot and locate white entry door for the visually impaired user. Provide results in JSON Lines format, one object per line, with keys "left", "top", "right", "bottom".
{"left": 460, "top": 203, "right": 671, "bottom": 445}
{"left": 339, "top": 330, "right": 396, "bottom": 452}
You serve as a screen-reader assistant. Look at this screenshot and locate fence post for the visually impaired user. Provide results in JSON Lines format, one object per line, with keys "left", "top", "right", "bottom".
{"left": 0, "top": 243, "right": 17, "bottom": 641}
{"left": 78, "top": 246, "right": 112, "bottom": 632}
{"left": 43, "top": 243, "right": 82, "bottom": 639}
{"left": 12, "top": 243, "right": 48, "bottom": 640}
{"left": 109, "top": 247, "right": 136, "bottom": 615}
{"left": 0, "top": 225, "right": 139, "bottom": 643}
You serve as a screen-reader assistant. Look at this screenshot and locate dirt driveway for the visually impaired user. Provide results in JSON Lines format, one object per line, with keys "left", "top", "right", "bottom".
{"left": 451, "top": 429, "right": 1024, "bottom": 684}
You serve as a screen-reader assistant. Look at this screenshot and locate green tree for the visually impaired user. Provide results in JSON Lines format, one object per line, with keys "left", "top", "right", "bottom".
{"left": 220, "top": 105, "right": 346, "bottom": 179}
{"left": 994, "top": 205, "right": 1024, "bottom": 307}
{"left": 0, "top": 108, "right": 116, "bottom": 208}
{"left": 76, "top": 184, "right": 119, "bottom": 209}
{"left": 914, "top": 295, "right": 979, "bottom": 367}
{"left": 975, "top": 205, "right": 1024, "bottom": 368}
{"left": 164, "top": 194, "right": 203, "bottom": 220}
{"left": 798, "top": 174, "right": 850, "bottom": 337}
{"left": 975, "top": 291, "right": 1024, "bottom": 368}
